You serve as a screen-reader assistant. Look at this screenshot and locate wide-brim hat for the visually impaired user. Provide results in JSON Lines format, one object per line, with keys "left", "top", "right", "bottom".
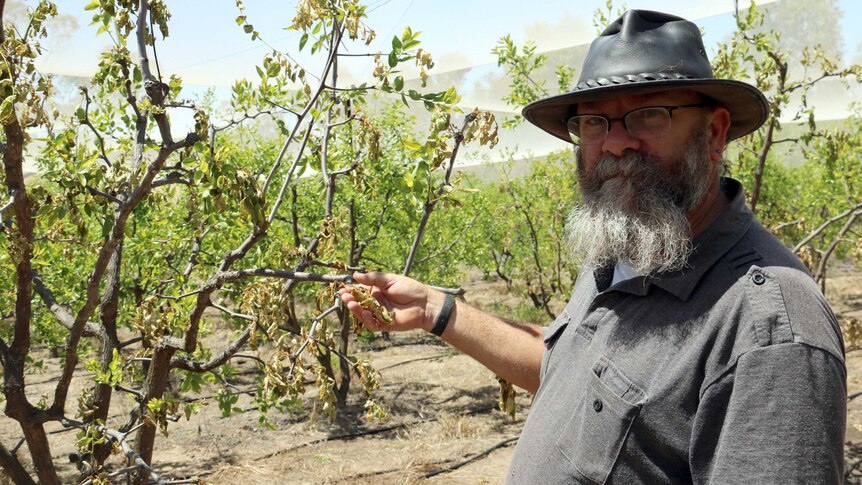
{"left": 522, "top": 10, "right": 769, "bottom": 144}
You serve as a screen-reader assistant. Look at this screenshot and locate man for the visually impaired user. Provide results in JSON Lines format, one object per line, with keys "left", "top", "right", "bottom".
{"left": 340, "top": 10, "right": 846, "bottom": 484}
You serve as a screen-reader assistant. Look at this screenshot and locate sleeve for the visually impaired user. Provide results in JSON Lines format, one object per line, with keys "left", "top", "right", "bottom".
{"left": 689, "top": 343, "right": 846, "bottom": 485}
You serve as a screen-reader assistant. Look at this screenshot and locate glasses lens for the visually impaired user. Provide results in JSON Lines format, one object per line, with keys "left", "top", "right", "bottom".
{"left": 567, "top": 115, "right": 607, "bottom": 145}
{"left": 625, "top": 107, "right": 672, "bottom": 140}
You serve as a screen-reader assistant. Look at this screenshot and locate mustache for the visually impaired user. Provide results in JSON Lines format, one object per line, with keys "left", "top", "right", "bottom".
{"left": 579, "top": 150, "right": 661, "bottom": 184}
{"left": 591, "top": 152, "right": 645, "bottom": 180}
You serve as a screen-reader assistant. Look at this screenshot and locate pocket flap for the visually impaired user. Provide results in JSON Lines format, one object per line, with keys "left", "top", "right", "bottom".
{"left": 543, "top": 309, "right": 571, "bottom": 345}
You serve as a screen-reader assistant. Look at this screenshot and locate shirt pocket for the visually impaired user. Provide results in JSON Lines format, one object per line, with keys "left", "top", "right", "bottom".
{"left": 556, "top": 355, "right": 646, "bottom": 484}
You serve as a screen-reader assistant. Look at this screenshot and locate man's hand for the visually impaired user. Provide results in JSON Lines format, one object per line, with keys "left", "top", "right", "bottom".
{"left": 338, "top": 272, "right": 443, "bottom": 333}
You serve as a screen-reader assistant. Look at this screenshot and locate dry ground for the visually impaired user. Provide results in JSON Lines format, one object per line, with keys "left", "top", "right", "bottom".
{"left": 3, "top": 270, "right": 862, "bottom": 484}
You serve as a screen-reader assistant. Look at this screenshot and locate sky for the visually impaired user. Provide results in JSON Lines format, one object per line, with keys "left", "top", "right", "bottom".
{"left": 19, "top": 0, "right": 862, "bottom": 162}
{"left": 37, "top": 0, "right": 860, "bottom": 87}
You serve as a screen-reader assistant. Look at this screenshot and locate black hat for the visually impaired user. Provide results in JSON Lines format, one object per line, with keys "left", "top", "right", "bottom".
{"left": 521, "top": 10, "right": 768, "bottom": 143}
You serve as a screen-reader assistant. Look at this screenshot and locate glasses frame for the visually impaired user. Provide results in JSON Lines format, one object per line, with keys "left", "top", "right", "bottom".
{"left": 566, "top": 103, "right": 714, "bottom": 145}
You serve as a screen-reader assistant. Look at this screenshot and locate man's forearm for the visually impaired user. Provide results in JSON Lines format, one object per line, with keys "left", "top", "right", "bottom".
{"left": 430, "top": 294, "right": 545, "bottom": 393}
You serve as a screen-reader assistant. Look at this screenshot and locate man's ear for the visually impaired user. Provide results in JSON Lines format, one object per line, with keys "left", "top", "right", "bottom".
{"left": 707, "top": 107, "right": 731, "bottom": 163}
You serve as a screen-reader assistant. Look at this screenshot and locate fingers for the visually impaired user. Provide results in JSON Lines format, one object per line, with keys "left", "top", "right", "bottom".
{"left": 338, "top": 279, "right": 390, "bottom": 330}
{"left": 343, "top": 298, "right": 390, "bottom": 332}
{"left": 352, "top": 271, "right": 394, "bottom": 288}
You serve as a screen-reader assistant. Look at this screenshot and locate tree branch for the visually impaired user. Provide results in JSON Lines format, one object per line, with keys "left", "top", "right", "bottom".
{"left": 0, "top": 440, "right": 35, "bottom": 485}
{"left": 171, "top": 326, "right": 251, "bottom": 373}
{"left": 60, "top": 417, "right": 163, "bottom": 484}
{"left": 287, "top": 301, "right": 341, "bottom": 379}
{"left": 32, "top": 274, "right": 104, "bottom": 339}
{"left": 793, "top": 202, "right": 862, "bottom": 252}
{"left": 416, "top": 214, "right": 477, "bottom": 265}
{"left": 85, "top": 185, "right": 123, "bottom": 204}
{"left": 403, "top": 112, "right": 476, "bottom": 276}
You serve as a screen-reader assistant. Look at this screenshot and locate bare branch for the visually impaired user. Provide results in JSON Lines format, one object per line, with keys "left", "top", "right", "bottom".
{"left": 212, "top": 110, "right": 280, "bottom": 134}
{"left": 171, "top": 326, "right": 251, "bottom": 373}
{"left": 151, "top": 175, "right": 191, "bottom": 188}
{"left": 814, "top": 213, "right": 861, "bottom": 286}
{"left": 288, "top": 301, "right": 341, "bottom": 379}
{"left": 770, "top": 219, "right": 803, "bottom": 233}
{"left": 118, "top": 336, "right": 144, "bottom": 349}
{"left": 115, "top": 384, "right": 144, "bottom": 400}
{"left": 327, "top": 114, "right": 357, "bottom": 128}
{"left": 85, "top": 185, "right": 123, "bottom": 205}
{"left": 416, "top": 214, "right": 477, "bottom": 265}
{"left": 32, "top": 274, "right": 104, "bottom": 339}
{"left": 261, "top": 97, "right": 300, "bottom": 118}
{"left": 79, "top": 87, "right": 111, "bottom": 166}
{"left": 209, "top": 301, "right": 253, "bottom": 321}
{"left": 217, "top": 268, "right": 354, "bottom": 285}
{"left": 265, "top": 117, "right": 316, "bottom": 223}
{"left": 60, "top": 417, "right": 163, "bottom": 484}
{"left": 793, "top": 202, "right": 862, "bottom": 252}
{"left": 182, "top": 228, "right": 207, "bottom": 278}
{"left": 322, "top": 84, "right": 375, "bottom": 92}
{"left": 403, "top": 112, "right": 477, "bottom": 275}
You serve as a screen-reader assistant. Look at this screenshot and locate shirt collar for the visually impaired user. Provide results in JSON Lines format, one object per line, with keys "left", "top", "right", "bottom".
{"left": 597, "top": 178, "right": 754, "bottom": 300}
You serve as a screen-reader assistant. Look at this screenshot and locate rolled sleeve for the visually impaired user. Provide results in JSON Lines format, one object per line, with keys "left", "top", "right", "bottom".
{"left": 691, "top": 343, "right": 846, "bottom": 485}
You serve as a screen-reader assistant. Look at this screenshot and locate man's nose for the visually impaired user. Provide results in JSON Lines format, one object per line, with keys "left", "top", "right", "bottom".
{"left": 601, "top": 119, "right": 641, "bottom": 157}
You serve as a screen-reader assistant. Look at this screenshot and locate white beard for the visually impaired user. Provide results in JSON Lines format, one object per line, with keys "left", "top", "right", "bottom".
{"left": 565, "top": 129, "right": 713, "bottom": 274}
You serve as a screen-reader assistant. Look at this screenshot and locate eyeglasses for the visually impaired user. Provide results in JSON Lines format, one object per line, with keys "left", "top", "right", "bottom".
{"left": 566, "top": 104, "right": 713, "bottom": 145}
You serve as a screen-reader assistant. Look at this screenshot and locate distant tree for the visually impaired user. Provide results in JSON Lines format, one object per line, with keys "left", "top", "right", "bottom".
{"left": 751, "top": 0, "right": 845, "bottom": 68}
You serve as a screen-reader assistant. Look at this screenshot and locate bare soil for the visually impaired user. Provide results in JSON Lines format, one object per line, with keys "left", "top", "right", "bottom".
{"left": 3, "top": 270, "right": 862, "bottom": 484}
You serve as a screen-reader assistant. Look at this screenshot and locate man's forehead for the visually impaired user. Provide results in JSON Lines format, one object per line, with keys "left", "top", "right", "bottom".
{"left": 577, "top": 90, "right": 705, "bottom": 113}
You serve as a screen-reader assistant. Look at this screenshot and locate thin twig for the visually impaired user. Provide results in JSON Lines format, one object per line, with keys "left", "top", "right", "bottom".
{"left": 793, "top": 202, "right": 862, "bottom": 253}
{"left": 287, "top": 301, "right": 341, "bottom": 379}
{"left": 423, "top": 436, "right": 519, "bottom": 478}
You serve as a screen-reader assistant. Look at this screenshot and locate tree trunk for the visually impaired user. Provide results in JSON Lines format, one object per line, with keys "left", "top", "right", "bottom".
{"left": 92, "top": 245, "right": 123, "bottom": 464}
{"left": 132, "top": 345, "right": 175, "bottom": 485}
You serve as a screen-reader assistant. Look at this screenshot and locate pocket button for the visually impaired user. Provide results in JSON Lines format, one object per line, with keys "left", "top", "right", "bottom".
{"left": 593, "top": 399, "right": 603, "bottom": 412}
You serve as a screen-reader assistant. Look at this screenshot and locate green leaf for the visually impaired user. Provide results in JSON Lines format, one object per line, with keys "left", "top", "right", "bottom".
{"left": 393, "top": 76, "right": 404, "bottom": 91}
{"left": 243, "top": 24, "right": 254, "bottom": 34}
{"left": 84, "top": 0, "right": 100, "bottom": 10}
{"left": 299, "top": 32, "right": 309, "bottom": 51}
{"left": 388, "top": 51, "right": 398, "bottom": 68}
{"left": 391, "top": 35, "right": 402, "bottom": 51}
{"left": 403, "top": 170, "right": 414, "bottom": 188}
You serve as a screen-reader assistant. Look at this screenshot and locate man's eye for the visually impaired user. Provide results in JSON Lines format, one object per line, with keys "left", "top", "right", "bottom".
{"left": 582, "top": 117, "right": 604, "bottom": 127}
{"left": 639, "top": 108, "right": 664, "bottom": 118}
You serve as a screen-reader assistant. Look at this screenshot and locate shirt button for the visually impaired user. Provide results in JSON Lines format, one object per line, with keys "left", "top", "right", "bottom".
{"left": 752, "top": 271, "right": 766, "bottom": 285}
{"left": 593, "top": 399, "right": 603, "bottom": 412}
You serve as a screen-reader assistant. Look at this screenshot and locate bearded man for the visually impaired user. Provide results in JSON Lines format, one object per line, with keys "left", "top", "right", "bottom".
{"left": 341, "top": 10, "right": 845, "bottom": 484}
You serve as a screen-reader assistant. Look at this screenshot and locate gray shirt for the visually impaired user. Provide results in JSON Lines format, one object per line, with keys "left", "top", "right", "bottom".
{"left": 507, "top": 178, "right": 846, "bottom": 484}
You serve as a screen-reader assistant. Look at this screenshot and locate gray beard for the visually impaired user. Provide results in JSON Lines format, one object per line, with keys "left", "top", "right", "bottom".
{"left": 564, "top": 130, "right": 713, "bottom": 274}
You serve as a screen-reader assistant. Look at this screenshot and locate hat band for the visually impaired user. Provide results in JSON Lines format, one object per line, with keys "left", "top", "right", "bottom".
{"left": 577, "top": 71, "right": 698, "bottom": 91}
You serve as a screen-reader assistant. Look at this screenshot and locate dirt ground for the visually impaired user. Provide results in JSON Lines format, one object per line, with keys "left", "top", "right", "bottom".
{"left": 3, "top": 270, "right": 862, "bottom": 484}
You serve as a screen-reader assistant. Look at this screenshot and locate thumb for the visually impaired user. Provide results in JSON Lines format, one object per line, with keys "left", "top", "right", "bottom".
{"left": 352, "top": 271, "right": 394, "bottom": 289}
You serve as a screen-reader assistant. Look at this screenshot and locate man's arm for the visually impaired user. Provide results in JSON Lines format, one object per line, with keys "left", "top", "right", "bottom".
{"left": 340, "top": 272, "right": 545, "bottom": 392}
{"left": 690, "top": 343, "right": 846, "bottom": 484}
